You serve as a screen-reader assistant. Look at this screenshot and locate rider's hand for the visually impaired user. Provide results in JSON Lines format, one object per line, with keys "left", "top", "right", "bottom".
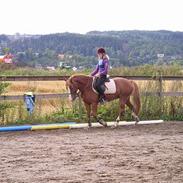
{"left": 96, "top": 73, "right": 100, "bottom": 77}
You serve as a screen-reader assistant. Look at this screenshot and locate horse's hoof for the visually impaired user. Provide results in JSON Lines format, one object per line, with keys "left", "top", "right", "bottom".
{"left": 84, "top": 126, "right": 91, "bottom": 130}
{"left": 136, "top": 116, "right": 140, "bottom": 122}
{"left": 135, "top": 121, "right": 139, "bottom": 125}
{"left": 103, "top": 122, "right": 108, "bottom": 127}
{"left": 99, "top": 119, "right": 107, "bottom": 127}
{"left": 111, "top": 125, "right": 118, "bottom": 129}
{"left": 102, "top": 123, "right": 108, "bottom": 127}
{"left": 132, "top": 113, "right": 140, "bottom": 123}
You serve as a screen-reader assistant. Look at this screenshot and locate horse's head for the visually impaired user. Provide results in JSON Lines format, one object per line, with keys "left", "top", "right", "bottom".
{"left": 66, "top": 76, "right": 80, "bottom": 101}
{"left": 66, "top": 74, "right": 91, "bottom": 101}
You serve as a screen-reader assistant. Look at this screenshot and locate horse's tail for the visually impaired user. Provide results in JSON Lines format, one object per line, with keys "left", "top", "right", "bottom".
{"left": 131, "top": 81, "right": 141, "bottom": 115}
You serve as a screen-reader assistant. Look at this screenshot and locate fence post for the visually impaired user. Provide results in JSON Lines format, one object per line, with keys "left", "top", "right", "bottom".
{"left": 158, "top": 75, "right": 163, "bottom": 115}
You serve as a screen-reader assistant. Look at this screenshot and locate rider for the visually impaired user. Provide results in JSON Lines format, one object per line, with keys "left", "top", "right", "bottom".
{"left": 91, "top": 48, "right": 109, "bottom": 104}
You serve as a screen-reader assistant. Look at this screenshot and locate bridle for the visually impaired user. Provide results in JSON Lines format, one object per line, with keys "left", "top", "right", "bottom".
{"left": 68, "top": 85, "right": 80, "bottom": 99}
{"left": 72, "top": 90, "right": 80, "bottom": 98}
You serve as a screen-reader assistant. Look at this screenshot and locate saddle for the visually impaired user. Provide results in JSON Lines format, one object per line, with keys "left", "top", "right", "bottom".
{"left": 92, "top": 76, "right": 116, "bottom": 94}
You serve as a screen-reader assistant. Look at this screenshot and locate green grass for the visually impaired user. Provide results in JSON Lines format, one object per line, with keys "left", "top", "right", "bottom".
{"left": 0, "top": 64, "right": 183, "bottom": 76}
{"left": 109, "top": 64, "right": 183, "bottom": 76}
{"left": 1, "top": 94, "right": 183, "bottom": 126}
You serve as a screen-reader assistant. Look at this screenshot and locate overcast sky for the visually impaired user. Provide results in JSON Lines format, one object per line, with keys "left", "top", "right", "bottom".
{"left": 0, "top": 0, "right": 183, "bottom": 35}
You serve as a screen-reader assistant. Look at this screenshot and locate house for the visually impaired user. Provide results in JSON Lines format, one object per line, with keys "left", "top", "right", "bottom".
{"left": 46, "top": 66, "right": 56, "bottom": 71}
{"left": 72, "top": 67, "right": 77, "bottom": 71}
{"left": 58, "top": 54, "right": 65, "bottom": 60}
{"left": 0, "top": 53, "right": 13, "bottom": 64}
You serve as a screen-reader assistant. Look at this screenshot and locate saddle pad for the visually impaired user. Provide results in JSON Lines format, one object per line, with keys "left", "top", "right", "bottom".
{"left": 92, "top": 78, "right": 116, "bottom": 94}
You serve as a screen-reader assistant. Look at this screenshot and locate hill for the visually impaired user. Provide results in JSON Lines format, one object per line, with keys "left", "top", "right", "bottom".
{"left": 0, "top": 30, "right": 183, "bottom": 67}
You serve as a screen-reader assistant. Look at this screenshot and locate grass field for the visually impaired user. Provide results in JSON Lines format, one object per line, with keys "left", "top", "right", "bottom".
{"left": 5, "top": 79, "right": 183, "bottom": 95}
{"left": 6, "top": 81, "right": 66, "bottom": 95}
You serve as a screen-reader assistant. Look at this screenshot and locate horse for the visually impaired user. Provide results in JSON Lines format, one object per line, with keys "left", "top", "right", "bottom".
{"left": 66, "top": 74, "right": 141, "bottom": 128}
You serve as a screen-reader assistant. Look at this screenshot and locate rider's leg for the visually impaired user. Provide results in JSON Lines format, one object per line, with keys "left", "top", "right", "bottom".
{"left": 96, "top": 75, "right": 106, "bottom": 103}
{"left": 98, "top": 89, "right": 105, "bottom": 102}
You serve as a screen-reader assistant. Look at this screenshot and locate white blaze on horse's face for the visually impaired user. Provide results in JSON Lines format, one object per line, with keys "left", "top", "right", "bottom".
{"left": 68, "top": 86, "right": 78, "bottom": 101}
{"left": 66, "top": 78, "right": 78, "bottom": 101}
{"left": 68, "top": 88, "right": 72, "bottom": 101}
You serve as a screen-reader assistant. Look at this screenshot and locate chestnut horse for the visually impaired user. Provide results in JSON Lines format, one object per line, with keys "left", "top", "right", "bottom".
{"left": 66, "top": 74, "right": 141, "bottom": 127}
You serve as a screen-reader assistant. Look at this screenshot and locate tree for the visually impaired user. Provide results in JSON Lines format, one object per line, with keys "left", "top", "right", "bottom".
{"left": 2, "top": 47, "right": 10, "bottom": 54}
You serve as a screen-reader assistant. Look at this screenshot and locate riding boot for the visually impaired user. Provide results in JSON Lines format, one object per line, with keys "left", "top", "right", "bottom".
{"left": 99, "top": 94, "right": 106, "bottom": 104}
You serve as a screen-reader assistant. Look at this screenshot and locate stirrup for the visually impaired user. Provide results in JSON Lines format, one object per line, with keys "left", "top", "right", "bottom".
{"left": 99, "top": 98, "right": 106, "bottom": 105}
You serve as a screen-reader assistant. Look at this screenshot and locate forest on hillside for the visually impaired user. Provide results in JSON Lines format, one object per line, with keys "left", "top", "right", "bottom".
{"left": 0, "top": 30, "right": 183, "bottom": 67}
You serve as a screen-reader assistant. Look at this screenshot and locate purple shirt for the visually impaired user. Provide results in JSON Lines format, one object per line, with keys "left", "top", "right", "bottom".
{"left": 91, "top": 58, "right": 109, "bottom": 76}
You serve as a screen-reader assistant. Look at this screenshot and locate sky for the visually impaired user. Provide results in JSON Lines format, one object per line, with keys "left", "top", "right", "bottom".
{"left": 0, "top": 0, "right": 183, "bottom": 35}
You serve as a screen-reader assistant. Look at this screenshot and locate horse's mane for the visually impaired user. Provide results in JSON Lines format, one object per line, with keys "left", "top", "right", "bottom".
{"left": 70, "top": 74, "right": 90, "bottom": 78}
{"left": 67, "top": 74, "right": 91, "bottom": 86}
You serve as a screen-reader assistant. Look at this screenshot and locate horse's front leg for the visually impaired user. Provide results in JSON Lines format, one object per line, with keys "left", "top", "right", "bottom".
{"left": 91, "top": 103, "right": 107, "bottom": 127}
{"left": 84, "top": 102, "right": 91, "bottom": 127}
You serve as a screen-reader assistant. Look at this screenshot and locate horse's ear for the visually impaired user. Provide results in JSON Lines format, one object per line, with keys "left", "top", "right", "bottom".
{"left": 65, "top": 77, "right": 72, "bottom": 90}
{"left": 66, "top": 77, "right": 72, "bottom": 85}
{"left": 65, "top": 80, "right": 69, "bottom": 90}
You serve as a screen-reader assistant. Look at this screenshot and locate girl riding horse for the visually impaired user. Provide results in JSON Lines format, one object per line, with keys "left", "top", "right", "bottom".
{"left": 91, "top": 48, "right": 109, "bottom": 104}
{"left": 66, "top": 74, "right": 141, "bottom": 128}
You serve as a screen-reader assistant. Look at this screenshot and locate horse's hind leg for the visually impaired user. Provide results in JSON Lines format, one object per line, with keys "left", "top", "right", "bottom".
{"left": 126, "top": 99, "right": 140, "bottom": 124}
{"left": 114, "top": 96, "right": 127, "bottom": 127}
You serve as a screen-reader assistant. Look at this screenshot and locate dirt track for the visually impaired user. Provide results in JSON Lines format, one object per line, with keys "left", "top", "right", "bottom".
{"left": 0, "top": 122, "right": 183, "bottom": 183}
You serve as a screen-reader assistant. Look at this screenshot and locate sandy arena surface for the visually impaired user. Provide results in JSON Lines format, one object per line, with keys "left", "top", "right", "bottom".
{"left": 0, "top": 121, "right": 183, "bottom": 183}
